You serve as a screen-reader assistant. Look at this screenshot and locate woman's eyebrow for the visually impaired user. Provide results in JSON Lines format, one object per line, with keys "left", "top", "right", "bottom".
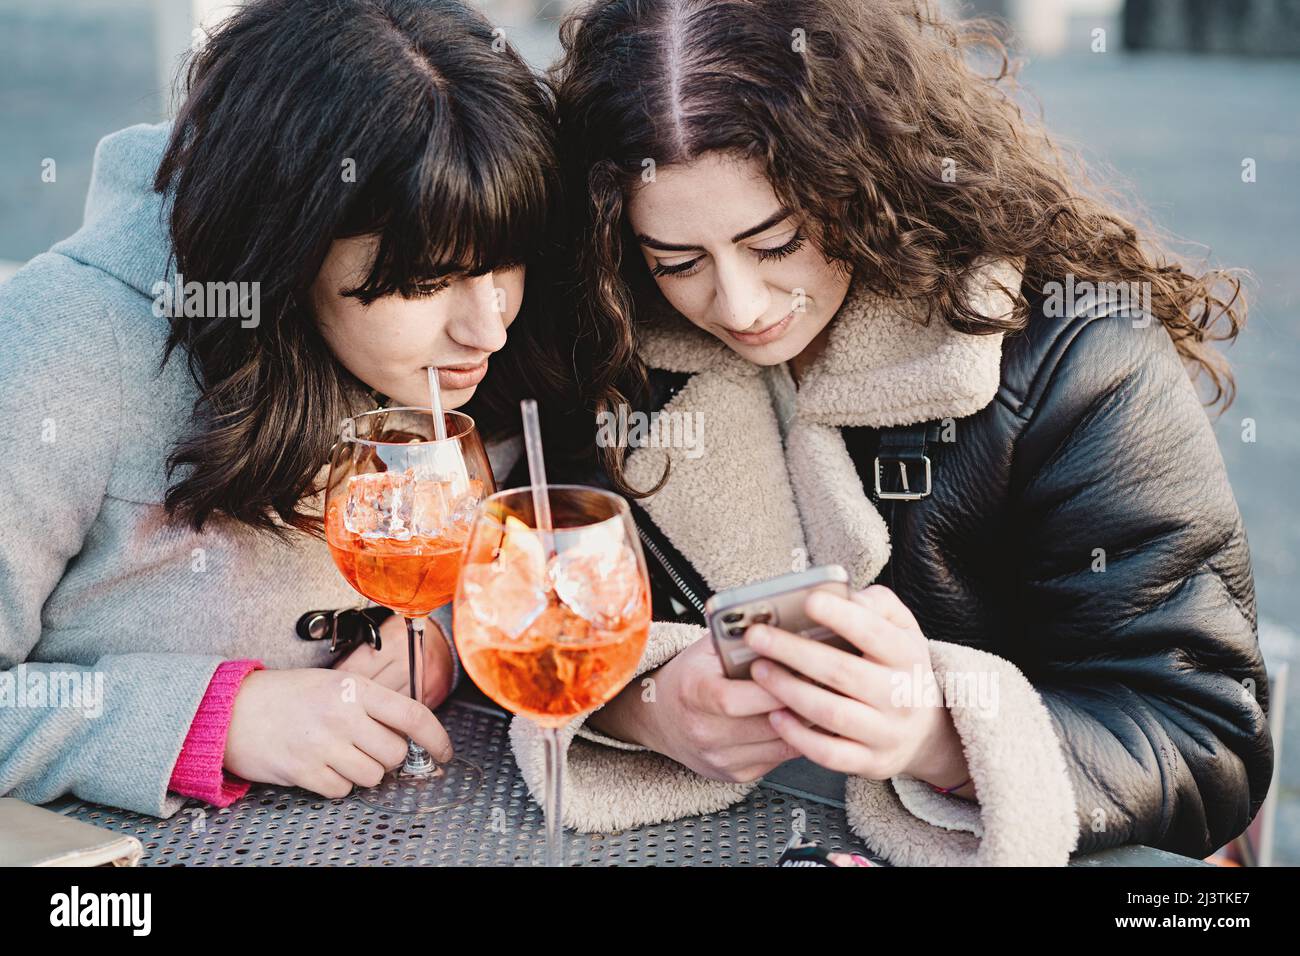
{"left": 636, "top": 207, "right": 792, "bottom": 251}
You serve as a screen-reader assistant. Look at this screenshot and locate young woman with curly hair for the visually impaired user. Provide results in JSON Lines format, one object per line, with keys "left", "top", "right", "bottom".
{"left": 501, "top": 0, "right": 1273, "bottom": 866}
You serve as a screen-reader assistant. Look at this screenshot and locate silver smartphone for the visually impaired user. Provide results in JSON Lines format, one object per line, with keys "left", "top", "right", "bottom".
{"left": 704, "top": 565, "right": 852, "bottom": 679}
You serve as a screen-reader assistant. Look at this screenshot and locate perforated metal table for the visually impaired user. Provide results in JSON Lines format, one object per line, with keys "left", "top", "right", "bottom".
{"left": 46, "top": 696, "right": 1206, "bottom": 866}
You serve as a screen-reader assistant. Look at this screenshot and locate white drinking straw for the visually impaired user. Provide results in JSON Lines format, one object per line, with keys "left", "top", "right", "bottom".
{"left": 520, "top": 399, "right": 554, "bottom": 557}
{"left": 426, "top": 366, "right": 449, "bottom": 441}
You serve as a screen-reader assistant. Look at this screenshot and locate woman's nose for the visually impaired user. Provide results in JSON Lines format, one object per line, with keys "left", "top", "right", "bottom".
{"left": 713, "top": 258, "right": 770, "bottom": 332}
{"left": 447, "top": 273, "right": 509, "bottom": 354}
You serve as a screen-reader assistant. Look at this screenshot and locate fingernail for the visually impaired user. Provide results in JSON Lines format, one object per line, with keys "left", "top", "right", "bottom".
{"left": 751, "top": 660, "right": 770, "bottom": 680}
{"left": 747, "top": 626, "right": 770, "bottom": 650}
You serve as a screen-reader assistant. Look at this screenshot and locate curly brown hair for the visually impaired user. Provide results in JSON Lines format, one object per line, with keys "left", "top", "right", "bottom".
{"left": 550, "top": 0, "right": 1246, "bottom": 497}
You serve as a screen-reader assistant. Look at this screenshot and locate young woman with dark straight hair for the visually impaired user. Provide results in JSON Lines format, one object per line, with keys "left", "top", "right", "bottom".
{"left": 0, "top": 0, "right": 562, "bottom": 816}
{"left": 500, "top": 0, "right": 1274, "bottom": 865}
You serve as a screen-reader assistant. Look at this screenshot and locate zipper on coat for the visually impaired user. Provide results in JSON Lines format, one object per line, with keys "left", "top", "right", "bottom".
{"left": 635, "top": 522, "right": 708, "bottom": 618}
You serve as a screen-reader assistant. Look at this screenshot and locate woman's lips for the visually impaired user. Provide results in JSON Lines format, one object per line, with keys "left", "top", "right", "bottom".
{"left": 727, "top": 311, "right": 795, "bottom": 347}
{"left": 435, "top": 361, "right": 489, "bottom": 390}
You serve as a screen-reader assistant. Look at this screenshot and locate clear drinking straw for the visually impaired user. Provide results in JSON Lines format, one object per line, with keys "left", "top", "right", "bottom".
{"left": 426, "top": 366, "right": 449, "bottom": 442}
{"left": 521, "top": 397, "right": 562, "bottom": 867}
{"left": 520, "top": 399, "right": 554, "bottom": 558}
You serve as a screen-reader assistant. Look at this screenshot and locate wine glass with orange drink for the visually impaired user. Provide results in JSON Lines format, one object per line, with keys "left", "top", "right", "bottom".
{"left": 453, "top": 401, "right": 651, "bottom": 864}
{"left": 323, "top": 405, "right": 492, "bottom": 813}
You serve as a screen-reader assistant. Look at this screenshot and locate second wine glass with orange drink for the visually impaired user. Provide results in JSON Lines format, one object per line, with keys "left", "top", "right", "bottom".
{"left": 453, "top": 401, "right": 651, "bottom": 865}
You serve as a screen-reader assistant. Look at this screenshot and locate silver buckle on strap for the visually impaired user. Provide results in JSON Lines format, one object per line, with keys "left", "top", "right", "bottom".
{"left": 873, "top": 454, "right": 932, "bottom": 500}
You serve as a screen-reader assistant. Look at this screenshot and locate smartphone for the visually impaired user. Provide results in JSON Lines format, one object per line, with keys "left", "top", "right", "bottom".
{"left": 705, "top": 565, "right": 852, "bottom": 679}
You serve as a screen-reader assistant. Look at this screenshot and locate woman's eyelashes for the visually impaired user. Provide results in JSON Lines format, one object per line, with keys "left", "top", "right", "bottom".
{"left": 401, "top": 263, "right": 523, "bottom": 299}
{"left": 402, "top": 277, "right": 452, "bottom": 299}
{"left": 649, "top": 229, "right": 807, "bottom": 279}
{"left": 649, "top": 257, "right": 703, "bottom": 278}
{"left": 756, "top": 228, "right": 806, "bottom": 263}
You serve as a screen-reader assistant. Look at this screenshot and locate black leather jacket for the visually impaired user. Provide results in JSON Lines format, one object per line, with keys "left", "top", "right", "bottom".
{"left": 557, "top": 294, "right": 1274, "bottom": 859}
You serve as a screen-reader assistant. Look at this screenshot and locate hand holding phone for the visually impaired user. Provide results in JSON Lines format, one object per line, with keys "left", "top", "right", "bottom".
{"left": 705, "top": 565, "right": 853, "bottom": 679}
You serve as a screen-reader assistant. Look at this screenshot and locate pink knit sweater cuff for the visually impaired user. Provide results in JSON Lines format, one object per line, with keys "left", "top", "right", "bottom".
{"left": 168, "top": 659, "right": 264, "bottom": 807}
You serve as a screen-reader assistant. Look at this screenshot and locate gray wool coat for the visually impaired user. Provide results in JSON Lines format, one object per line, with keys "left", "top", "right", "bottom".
{"left": 0, "top": 123, "right": 456, "bottom": 818}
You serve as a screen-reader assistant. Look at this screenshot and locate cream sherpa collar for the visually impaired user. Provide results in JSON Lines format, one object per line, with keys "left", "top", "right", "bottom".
{"left": 623, "top": 258, "right": 1022, "bottom": 591}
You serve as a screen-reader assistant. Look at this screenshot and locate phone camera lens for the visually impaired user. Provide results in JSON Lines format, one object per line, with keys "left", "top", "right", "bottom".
{"left": 726, "top": 626, "right": 746, "bottom": 638}
{"left": 722, "top": 611, "right": 744, "bottom": 624}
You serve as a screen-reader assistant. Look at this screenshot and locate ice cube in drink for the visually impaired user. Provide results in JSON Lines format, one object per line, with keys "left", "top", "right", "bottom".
{"left": 548, "top": 515, "right": 641, "bottom": 627}
{"left": 343, "top": 470, "right": 414, "bottom": 540}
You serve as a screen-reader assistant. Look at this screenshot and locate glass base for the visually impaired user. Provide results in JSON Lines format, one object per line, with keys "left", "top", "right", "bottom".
{"left": 353, "top": 757, "right": 482, "bottom": 814}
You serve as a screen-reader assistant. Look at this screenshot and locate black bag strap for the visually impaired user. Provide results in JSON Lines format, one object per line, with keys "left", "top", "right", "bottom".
{"left": 873, "top": 420, "right": 943, "bottom": 500}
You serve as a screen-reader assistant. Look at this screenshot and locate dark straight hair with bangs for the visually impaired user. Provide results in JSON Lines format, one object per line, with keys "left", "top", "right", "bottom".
{"left": 155, "top": 0, "right": 565, "bottom": 536}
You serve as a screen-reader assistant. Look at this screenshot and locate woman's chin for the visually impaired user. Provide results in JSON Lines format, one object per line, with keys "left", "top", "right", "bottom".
{"left": 440, "top": 383, "right": 476, "bottom": 408}
{"left": 718, "top": 334, "right": 804, "bottom": 367}
{"left": 372, "top": 383, "right": 475, "bottom": 410}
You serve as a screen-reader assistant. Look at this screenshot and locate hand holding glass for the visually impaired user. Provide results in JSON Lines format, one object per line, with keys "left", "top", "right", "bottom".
{"left": 323, "top": 406, "right": 492, "bottom": 813}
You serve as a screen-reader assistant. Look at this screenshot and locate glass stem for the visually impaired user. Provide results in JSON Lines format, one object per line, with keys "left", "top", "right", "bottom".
{"left": 542, "top": 725, "right": 566, "bottom": 867}
{"left": 402, "top": 616, "right": 434, "bottom": 776}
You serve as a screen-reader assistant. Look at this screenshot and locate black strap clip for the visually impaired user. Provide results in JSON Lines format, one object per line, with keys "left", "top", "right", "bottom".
{"left": 295, "top": 605, "right": 392, "bottom": 655}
